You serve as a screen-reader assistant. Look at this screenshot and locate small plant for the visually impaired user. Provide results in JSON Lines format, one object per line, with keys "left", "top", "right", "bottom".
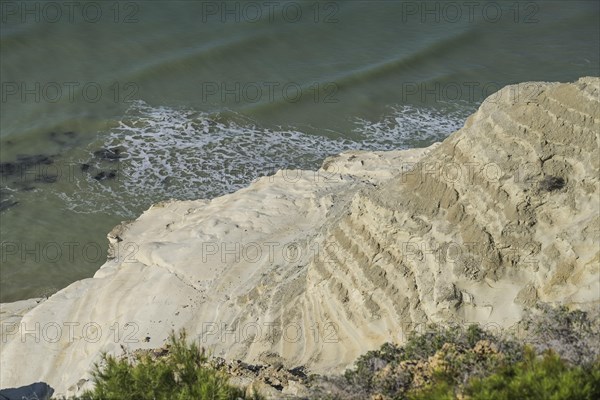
{"left": 75, "top": 330, "right": 261, "bottom": 400}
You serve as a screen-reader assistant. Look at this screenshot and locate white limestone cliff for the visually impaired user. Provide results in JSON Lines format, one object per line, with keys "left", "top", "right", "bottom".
{"left": 1, "top": 77, "right": 598, "bottom": 396}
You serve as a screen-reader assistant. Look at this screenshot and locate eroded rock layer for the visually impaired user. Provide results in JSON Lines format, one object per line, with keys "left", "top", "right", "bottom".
{"left": 295, "top": 77, "right": 600, "bottom": 368}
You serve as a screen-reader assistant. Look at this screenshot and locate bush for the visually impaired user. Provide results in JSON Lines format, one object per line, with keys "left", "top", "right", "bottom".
{"left": 340, "top": 307, "right": 599, "bottom": 399}
{"left": 75, "top": 331, "right": 261, "bottom": 400}
{"left": 522, "top": 304, "right": 600, "bottom": 366}
{"left": 465, "top": 349, "right": 600, "bottom": 400}
{"left": 411, "top": 348, "right": 600, "bottom": 400}
{"left": 343, "top": 323, "right": 523, "bottom": 397}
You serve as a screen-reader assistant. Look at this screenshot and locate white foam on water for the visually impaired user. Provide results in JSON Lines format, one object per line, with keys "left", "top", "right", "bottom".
{"left": 58, "top": 100, "right": 473, "bottom": 216}
{"left": 356, "top": 103, "right": 471, "bottom": 146}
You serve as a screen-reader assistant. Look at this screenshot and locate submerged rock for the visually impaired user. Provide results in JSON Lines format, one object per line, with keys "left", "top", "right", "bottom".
{"left": 93, "top": 170, "right": 118, "bottom": 181}
{"left": 15, "top": 154, "right": 53, "bottom": 166}
{"left": 0, "top": 153, "right": 54, "bottom": 177}
{"left": 0, "top": 200, "right": 19, "bottom": 212}
{"left": 0, "top": 162, "right": 16, "bottom": 176}
{"left": 93, "top": 147, "right": 126, "bottom": 161}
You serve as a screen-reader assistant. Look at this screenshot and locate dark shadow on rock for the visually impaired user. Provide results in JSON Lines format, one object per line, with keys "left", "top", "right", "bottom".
{"left": 0, "top": 382, "right": 54, "bottom": 400}
{"left": 539, "top": 176, "right": 565, "bottom": 192}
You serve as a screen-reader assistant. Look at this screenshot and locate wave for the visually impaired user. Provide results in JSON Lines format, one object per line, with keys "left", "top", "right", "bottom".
{"left": 50, "top": 100, "right": 473, "bottom": 217}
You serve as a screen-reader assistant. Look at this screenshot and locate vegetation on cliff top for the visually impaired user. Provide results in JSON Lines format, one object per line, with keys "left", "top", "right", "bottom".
{"left": 74, "top": 331, "right": 262, "bottom": 400}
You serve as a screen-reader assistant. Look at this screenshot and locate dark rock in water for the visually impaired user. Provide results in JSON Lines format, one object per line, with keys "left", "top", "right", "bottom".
{"left": 94, "top": 147, "right": 126, "bottom": 161}
{"left": 50, "top": 131, "right": 76, "bottom": 139}
{"left": 42, "top": 156, "right": 54, "bottom": 165}
{"left": 49, "top": 131, "right": 78, "bottom": 145}
{"left": 0, "top": 382, "right": 54, "bottom": 400}
{"left": 36, "top": 175, "right": 57, "bottom": 184}
{"left": 1, "top": 158, "right": 58, "bottom": 185}
{"left": 94, "top": 170, "right": 118, "bottom": 181}
{"left": 0, "top": 162, "right": 17, "bottom": 176}
{"left": 0, "top": 200, "right": 19, "bottom": 212}
{"left": 80, "top": 163, "right": 91, "bottom": 172}
{"left": 539, "top": 176, "right": 565, "bottom": 192}
{"left": 48, "top": 131, "right": 65, "bottom": 145}
{"left": 16, "top": 154, "right": 53, "bottom": 166}
{"left": 93, "top": 171, "right": 107, "bottom": 180}
{"left": 1, "top": 156, "right": 55, "bottom": 182}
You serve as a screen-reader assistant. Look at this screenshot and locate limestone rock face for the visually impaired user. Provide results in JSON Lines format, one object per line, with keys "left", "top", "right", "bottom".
{"left": 300, "top": 77, "right": 600, "bottom": 356}
{"left": 1, "top": 77, "right": 598, "bottom": 396}
{"left": 285, "top": 77, "right": 599, "bottom": 375}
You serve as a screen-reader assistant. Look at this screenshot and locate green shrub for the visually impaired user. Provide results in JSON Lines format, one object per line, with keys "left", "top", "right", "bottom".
{"left": 522, "top": 304, "right": 600, "bottom": 366}
{"left": 342, "top": 307, "right": 599, "bottom": 399}
{"left": 410, "top": 348, "right": 600, "bottom": 400}
{"left": 464, "top": 348, "right": 600, "bottom": 400}
{"left": 343, "top": 323, "right": 522, "bottom": 394}
{"left": 76, "top": 331, "right": 261, "bottom": 400}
